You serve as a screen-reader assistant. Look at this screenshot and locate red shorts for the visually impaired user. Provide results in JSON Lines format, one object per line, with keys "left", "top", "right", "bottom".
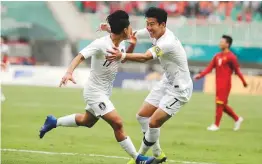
{"left": 216, "top": 86, "right": 231, "bottom": 105}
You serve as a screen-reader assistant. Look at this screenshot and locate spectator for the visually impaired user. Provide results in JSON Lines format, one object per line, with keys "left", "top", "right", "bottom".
{"left": 83, "top": 1, "right": 97, "bottom": 13}
{"left": 78, "top": 1, "right": 262, "bottom": 22}
{"left": 198, "top": 1, "right": 213, "bottom": 18}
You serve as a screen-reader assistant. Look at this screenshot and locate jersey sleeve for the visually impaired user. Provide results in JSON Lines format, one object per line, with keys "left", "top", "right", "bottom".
{"left": 148, "top": 43, "right": 173, "bottom": 59}
{"left": 231, "top": 54, "right": 247, "bottom": 85}
{"left": 198, "top": 56, "right": 216, "bottom": 78}
{"left": 79, "top": 40, "right": 101, "bottom": 59}
{"left": 119, "top": 40, "right": 126, "bottom": 53}
{"left": 135, "top": 28, "right": 150, "bottom": 40}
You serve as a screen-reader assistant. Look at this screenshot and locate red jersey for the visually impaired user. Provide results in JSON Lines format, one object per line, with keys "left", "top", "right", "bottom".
{"left": 199, "top": 51, "right": 247, "bottom": 89}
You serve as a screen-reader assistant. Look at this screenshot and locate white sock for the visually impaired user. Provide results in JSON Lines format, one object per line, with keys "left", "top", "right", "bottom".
{"left": 139, "top": 128, "right": 160, "bottom": 155}
{"left": 152, "top": 139, "right": 161, "bottom": 156}
{"left": 137, "top": 115, "right": 161, "bottom": 156}
{"left": 57, "top": 114, "right": 78, "bottom": 127}
{"left": 145, "top": 128, "right": 160, "bottom": 143}
{"left": 138, "top": 139, "right": 150, "bottom": 155}
{"left": 119, "top": 136, "right": 138, "bottom": 159}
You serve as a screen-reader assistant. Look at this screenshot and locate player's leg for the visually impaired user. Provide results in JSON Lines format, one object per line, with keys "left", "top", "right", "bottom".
{"left": 136, "top": 80, "right": 165, "bottom": 158}
{"left": 138, "top": 93, "right": 187, "bottom": 161}
{"left": 137, "top": 102, "right": 163, "bottom": 155}
{"left": 39, "top": 111, "right": 99, "bottom": 138}
{"left": 215, "top": 103, "right": 224, "bottom": 127}
{"left": 223, "top": 103, "right": 243, "bottom": 131}
{"left": 103, "top": 110, "right": 156, "bottom": 163}
{"left": 138, "top": 108, "right": 171, "bottom": 156}
{"left": 90, "top": 98, "right": 155, "bottom": 164}
{"left": 208, "top": 89, "right": 226, "bottom": 131}
{"left": 57, "top": 111, "right": 99, "bottom": 127}
{"left": 222, "top": 88, "right": 243, "bottom": 130}
{"left": 223, "top": 105, "right": 239, "bottom": 121}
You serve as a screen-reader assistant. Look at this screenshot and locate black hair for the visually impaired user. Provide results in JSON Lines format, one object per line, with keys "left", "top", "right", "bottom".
{"left": 222, "top": 35, "right": 233, "bottom": 48}
{"left": 145, "top": 7, "right": 167, "bottom": 24}
{"left": 106, "top": 10, "right": 130, "bottom": 35}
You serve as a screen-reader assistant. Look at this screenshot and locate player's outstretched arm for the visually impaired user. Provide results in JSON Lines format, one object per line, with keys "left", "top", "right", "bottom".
{"left": 194, "top": 57, "right": 215, "bottom": 80}
{"left": 126, "top": 32, "right": 137, "bottom": 53}
{"left": 231, "top": 56, "right": 248, "bottom": 87}
{"left": 59, "top": 54, "right": 85, "bottom": 87}
{"left": 106, "top": 47, "right": 153, "bottom": 63}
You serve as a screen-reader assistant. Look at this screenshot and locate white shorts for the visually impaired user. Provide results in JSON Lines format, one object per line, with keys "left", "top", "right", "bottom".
{"left": 145, "top": 77, "right": 193, "bottom": 116}
{"left": 84, "top": 94, "right": 115, "bottom": 118}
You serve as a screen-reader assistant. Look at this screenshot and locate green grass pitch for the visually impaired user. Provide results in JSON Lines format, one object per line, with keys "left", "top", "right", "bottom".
{"left": 1, "top": 85, "right": 262, "bottom": 164}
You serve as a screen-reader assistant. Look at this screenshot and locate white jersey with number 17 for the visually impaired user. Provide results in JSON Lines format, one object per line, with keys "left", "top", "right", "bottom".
{"left": 79, "top": 35, "right": 126, "bottom": 102}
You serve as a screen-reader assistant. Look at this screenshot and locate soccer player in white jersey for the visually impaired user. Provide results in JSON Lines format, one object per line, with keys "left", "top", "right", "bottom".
{"left": 1, "top": 36, "right": 9, "bottom": 102}
{"left": 39, "top": 10, "right": 157, "bottom": 164}
{"left": 105, "top": 7, "right": 193, "bottom": 163}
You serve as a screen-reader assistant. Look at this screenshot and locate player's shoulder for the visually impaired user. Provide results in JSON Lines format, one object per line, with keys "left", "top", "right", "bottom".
{"left": 88, "top": 35, "right": 110, "bottom": 49}
{"left": 214, "top": 52, "right": 223, "bottom": 58}
{"left": 157, "top": 29, "right": 176, "bottom": 48}
{"left": 93, "top": 35, "right": 108, "bottom": 45}
{"left": 227, "top": 51, "right": 237, "bottom": 60}
{"left": 229, "top": 51, "right": 236, "bottom": 56}
{"left": 164, "top": 28, "right": 177, "bottom": 42}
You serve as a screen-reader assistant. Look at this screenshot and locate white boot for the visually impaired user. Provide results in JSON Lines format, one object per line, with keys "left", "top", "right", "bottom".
{"left": 207, "top": 124, "right": 219, "bottom": 131}
{"left": 234, "top": 117, "right": 244, "bottom": 131}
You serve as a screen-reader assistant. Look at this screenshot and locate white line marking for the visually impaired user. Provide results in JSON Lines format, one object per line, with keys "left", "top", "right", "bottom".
{"left": 1, "top": 148, "right": 218, "bottom": 164}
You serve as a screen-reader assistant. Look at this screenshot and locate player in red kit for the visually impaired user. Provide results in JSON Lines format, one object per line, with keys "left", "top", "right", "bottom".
{"left": 194, "top": 35, "right": 247, "bottom": 131}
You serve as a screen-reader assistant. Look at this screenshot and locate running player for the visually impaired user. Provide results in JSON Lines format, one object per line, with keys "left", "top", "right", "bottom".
{"left": 39, "top": 10, "right": 157, "bottom": 164}
{"left": 105, "top": 7, "right": 193, "bottom": 163}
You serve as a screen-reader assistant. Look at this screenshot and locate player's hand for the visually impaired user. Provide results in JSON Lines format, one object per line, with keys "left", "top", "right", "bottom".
{"left": 243, "top": 83, "right": 248, "bottom": 88}
{"left": 193, "top": 74, "right": 201, "bottom": 81}
{"left": 127, "top": 31, "right": 137, "bottom": 45}
{"left": 97, "top": 23, "right": 111, "bottom": 33}
{"left": 106, "top": 47, "right": 122, "bottom": 62}
{"left": 121, "top": 59, "right": 127, "bottom": 63}
{"left": 59, "top": 72, "right": 76, "bottom": 87}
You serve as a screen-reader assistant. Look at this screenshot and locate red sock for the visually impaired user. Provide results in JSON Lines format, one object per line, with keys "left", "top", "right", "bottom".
{"left": 224, "top": 105, "right": 239, "bottom": 121}
{"left": 215, "top": 104, "right": 224, "bottom": 127}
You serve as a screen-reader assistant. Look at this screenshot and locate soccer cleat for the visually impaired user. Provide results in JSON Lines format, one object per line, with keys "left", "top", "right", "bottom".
{"left": 39, "top": 115, "right": 57, "bottom": 139}
{"left": 207, "top": 124, "right": 219, "bottom": 131}
{"left": 127, "top": 158, "right": 135, "bottom": 164}
{"left": 234, "top": 117, "right": 244, "bottom": 131}
{"left": 135, "top": 154, "right": 156, "bottom": 164}
{"left": 154, "top": 151, "right": 167, "bottom": 163}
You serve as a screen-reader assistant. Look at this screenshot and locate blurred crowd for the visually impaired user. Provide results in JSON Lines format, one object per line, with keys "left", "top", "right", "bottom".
{"left": 79, "top": 1, "right": 262, "bottom": 22}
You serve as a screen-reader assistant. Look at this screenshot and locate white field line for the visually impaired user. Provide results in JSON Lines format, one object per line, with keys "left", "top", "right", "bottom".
{"left": 1, "top": 148, "right": 218, "bottom": 164}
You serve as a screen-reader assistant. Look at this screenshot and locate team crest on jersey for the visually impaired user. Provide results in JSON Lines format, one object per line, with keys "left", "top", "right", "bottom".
{"left": 98, "top": 102, "right": 106, "bottom": 110}
{"left": 153, "top": 46, "right": 163, "bottom": 57}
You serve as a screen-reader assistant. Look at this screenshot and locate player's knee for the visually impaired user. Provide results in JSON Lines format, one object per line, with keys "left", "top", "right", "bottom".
{"left": 149, "top": 119, "right": 161, "bottom": 128}
{"left": 111, "top": 118, "right": 123, "bottom": 131}
{"left": 76, "top": 114, "right": 95, "bottom": 128}
{"left": 76, "top": 114, "right": 86, "bottom": 125}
